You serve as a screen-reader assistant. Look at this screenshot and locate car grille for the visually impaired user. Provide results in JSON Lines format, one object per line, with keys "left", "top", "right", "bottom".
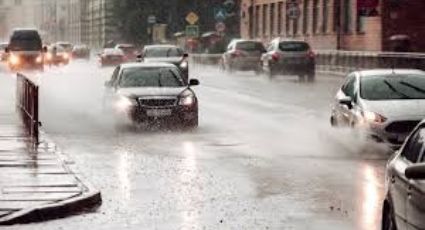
{"left": 138, "top": 98, "right": 177, "bottom": 107}
{"left": 385, "top": 120, "right": 421, "bottom": 134}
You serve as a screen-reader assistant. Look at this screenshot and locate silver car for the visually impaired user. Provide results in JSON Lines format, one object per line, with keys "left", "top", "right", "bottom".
{"left": 220, "top": 39, "right": 266, "bottom": 74}
{"left": 330, "top": 69, "right": 425, "bottom": 149}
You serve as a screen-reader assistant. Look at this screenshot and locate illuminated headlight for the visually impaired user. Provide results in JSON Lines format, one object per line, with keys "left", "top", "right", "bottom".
{"left": 363, "top": 111, "right": 387, "bottom": 123}
{"left": 9, "top": 54, "right": 19, "bottom": 65}
{"left": 179, "top": 90, "right": 195, "bottom": 106}
{"left": 180, "top": 61, "right": 188, "bottom": 69}
{"left": 62, "top": 53, "right": 70, "bottom": 59}
{"left": 36, "top": 55, "right": 43, "bottom": 63}
{"left": 46, "top": 53, "right": 52, "bottom": 60}
{"left": 115, "top": 96, "right": 136, "bottom": 112}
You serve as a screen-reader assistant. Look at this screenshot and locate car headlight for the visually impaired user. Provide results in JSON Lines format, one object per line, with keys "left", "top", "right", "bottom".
{"left": 115, "top": 96, "right": 137, "bottom": 112}
{"left": 62, "top": 53, "right": 70, "bottom": 59}
{"left": 36, "top": 55, "right": 43, "bottom": 63}
{"left": 180, "top": 61, "right": 188, "bottom": 69}
{"left": 46, "top": 53, "right": 52, "bottom": 60}
{"left": 179, "top": 90, "right": 196, "bottom": 106}
{"left": 9, "top": 54, "right": 19, "bottom": 65}
{"left": 363, "top": 111, "right": 387, "bottom": 123}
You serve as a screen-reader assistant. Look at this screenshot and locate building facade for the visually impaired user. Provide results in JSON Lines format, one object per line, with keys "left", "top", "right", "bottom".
{"left": 240, "top": 0, "right": 425, "bottom": 52}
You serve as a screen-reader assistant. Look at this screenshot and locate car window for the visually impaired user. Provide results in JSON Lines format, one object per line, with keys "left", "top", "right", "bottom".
{"left": 144, "top": 47, "right": 183, "bottom": 57}
{"left": 403, "top": 128, "right": 425, "bottom": 163}
{"left": 278, "top": 42, "right": 310, "bottom": 52}
{"left": 236, "top": 41, "right": 265, "bottom": 52}
{"left": 360, "top": 74, "right": 425, "bottom": 100}
{"left": 342, "top": 74, "right": 357, "bottom": 98}
{"left": 119, "top": 67, "right": 184, "bottom": 88}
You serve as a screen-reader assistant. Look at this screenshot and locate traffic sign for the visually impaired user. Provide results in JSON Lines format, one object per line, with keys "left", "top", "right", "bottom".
{"left": 215, "top": 22, "right": 226, "bottom": 32}
{"left": 186, "top": 12, "right": 199, "bottom": 25}
{"left": 148, "top": 15, "right": 156, "bottom": 24}
{"left": 287, "top": 4, "right": 300, "bottom": 19}
{"left": 185, "top": 25, "right": 199, "bottom": 37}
{"left": 214, "top": 7, "right": 227, "bottom": 22}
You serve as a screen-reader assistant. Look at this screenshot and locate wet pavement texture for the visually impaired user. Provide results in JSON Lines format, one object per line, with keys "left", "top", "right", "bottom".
{"left": 1, "top": 61, "right": 391, "bottom": 229}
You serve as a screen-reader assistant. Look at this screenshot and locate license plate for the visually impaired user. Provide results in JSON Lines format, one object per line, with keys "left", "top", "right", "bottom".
{"left": 146, "top": 109, "right": 172, "bottom": 117}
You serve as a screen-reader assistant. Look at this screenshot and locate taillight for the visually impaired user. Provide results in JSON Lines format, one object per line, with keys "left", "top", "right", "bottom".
{"left": 230, "top": 50, "right": 242, "bottom": 58}
{"left": 271, "top": 52, "right": 280, "bottom": 61}
{"left": 307, "top": 50, "right": 315, "bottom": 59}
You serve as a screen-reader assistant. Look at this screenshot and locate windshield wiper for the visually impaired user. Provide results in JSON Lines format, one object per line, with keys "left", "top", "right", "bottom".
{"left": 399, "top": 81, "right": 425, "bottom": 95}
{"left": 383, "top": 79, "right": 411, "bottom": 99}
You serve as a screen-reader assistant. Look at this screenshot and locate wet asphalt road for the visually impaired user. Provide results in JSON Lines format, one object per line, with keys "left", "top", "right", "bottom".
{"left": 2, "top": 61, "right": 391, "bottom": 229}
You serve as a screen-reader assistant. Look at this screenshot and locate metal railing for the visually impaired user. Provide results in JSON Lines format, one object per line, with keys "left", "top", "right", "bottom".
{"left": 16, "top": 73, "right": 39, "bottom": 144}
{"left": 189, "top": 51, "right": 425, "bottom": 74}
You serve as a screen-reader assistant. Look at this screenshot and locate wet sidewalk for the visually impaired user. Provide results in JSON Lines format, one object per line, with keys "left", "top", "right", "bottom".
{"left": 0, "top": 72, "right": 100, "bottom": 225}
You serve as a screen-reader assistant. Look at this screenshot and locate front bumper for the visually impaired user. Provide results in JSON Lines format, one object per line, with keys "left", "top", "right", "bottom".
{"left": 271, "top": 61, "right": 315, "bottom": 74}
{"left": 362, "top": 120, "right": 419, "bottom": 149}
{"left": 119, "top": 104, "right": 198, "bottom": 125}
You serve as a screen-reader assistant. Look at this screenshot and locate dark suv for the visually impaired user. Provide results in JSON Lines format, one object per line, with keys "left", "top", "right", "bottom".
{"left": 382, "top": 121, "right": 425, "bottom": 230}
{"left": 5, "top": 29, "right": 45, "bottom": 71}
{"left": 262, "top": 39, "right": 315, "bottom": 81}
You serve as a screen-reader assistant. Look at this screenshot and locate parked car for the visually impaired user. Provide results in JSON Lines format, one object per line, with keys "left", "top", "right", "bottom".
{"left": 139, "top": 45, "right": 189, "bottom": 83}
{"left": 262, "top": 39, "right": 315, "bottom": 81}
{"left": 98, "top": 48, "right": 125, "bottom": 67}
{"left": 103, "top": 62, "right": 199, "bottom": 128}
{"left": 72, "top": 44, "right": 90, "bottom": 60}
{"left": 0, "top": 42, "right": 8, "bottom": 61}
{"left": 220, "top": 39, "right": 265, "bottom": 74}
{"left": 382, "top": 120, "right": 425, "bottom": 230}
{"left": 114, "top": 44, "right": 137, "bottom": 61}
{"left": 45, "top": 45, "right": 70, "bottom": 66}
{"left": 330, "top": 69, "right": 425, "bottom": 149}
{"left": 55, "top": 41, "right": 73, "bottom": 53}
{"left": 6, "top": 28, "right": 45, "bottom": 71}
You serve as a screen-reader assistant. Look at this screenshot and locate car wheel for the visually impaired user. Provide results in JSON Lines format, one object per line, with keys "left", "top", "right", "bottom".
{"left": 330, "top": 116, "right": 338, "bottom": 127}
{"left": 382, "top": 203, "right": 397, "bottom": 230}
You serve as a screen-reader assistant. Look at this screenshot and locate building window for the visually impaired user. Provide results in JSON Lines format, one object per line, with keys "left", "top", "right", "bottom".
{"left": 312, "top": 0, "right": 319, "bottom": 34}
{"left": 357, "top": 13, "right": 366, "bottom": 33}
{"left": 343, "top": 0, "right": 351, "bottom": 33}
{"left": 256, "top": 5, "right": 261, "bottom": 37}
{"left": 285, "top": 3, "right": 290, "bottom": 35}
{"left": 333, "top": 0, "right": 340, "bottom": 32}
{"left": 249, "top": 6, "right": 254, "bottom": 38}
{"left": 322, "top": 0, "right": 328, "bottom": 33}
{"left": 303, "top": 0, "right": 309, "bottom": 34}
{"left": 263, "top": 4, "right": 268, "bottom": 36}
{"left": 270, "top": 3, "right": 275, "bottom": 36}
{"left": 293, "top": 16, "right": 299, "bottom": 36}
{"left": 277, "top": 2, "right": 283, "bottom": 35}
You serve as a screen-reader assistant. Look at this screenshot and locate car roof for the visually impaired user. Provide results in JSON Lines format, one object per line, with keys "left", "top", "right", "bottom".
{"left": 104, "top": 48, "right": 124, "bottom": 55}
{"left": 356, "top": 69, "right": 425, "bottom": 78}
{"left": 120, "top": 62, "right": 177, "bottom": 69}
{"left": 116, "top": 44, "right": 135, "bottom": 47}
{"left": 144, "top": 44, "right": 179, "bottom": 49}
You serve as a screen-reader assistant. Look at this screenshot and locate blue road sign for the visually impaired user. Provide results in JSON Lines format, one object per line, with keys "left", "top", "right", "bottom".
{"left": 214, "top": 7, "right": 227, "bottom": 22}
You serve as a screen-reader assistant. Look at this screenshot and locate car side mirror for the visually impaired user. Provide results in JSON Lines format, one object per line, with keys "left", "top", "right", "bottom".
{"left": 189, "top": 79, "right": 200, "bottom": 86}
{"left": 183, "top": 53, "right": 189, "bottom": 58}
{"left": 406, "top": 163, "right": 425, "bottom": 180}
{"left": 338, "top": 96, "right": 353, "bottom": 109}
{"left": 42, "top": 46, "right": 48, "bottom": 53}
{"left": 4, "top": 47, "right": 9, "bottom": 53}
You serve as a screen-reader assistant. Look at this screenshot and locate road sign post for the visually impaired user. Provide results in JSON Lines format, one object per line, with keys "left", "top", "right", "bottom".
{"left": 186, "top": 25, "right": 199, "bottom": 38}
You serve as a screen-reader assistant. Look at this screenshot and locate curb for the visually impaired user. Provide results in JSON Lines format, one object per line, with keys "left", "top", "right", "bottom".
{"left": 0, "top": 131, "right": 102, "bottom": 225}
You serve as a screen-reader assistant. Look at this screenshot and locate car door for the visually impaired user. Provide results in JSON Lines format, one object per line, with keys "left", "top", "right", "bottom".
{"left": 335, "top": 73, "right": 357, "bottom": 125}
{"left": 406, "top": 128, "right": 425, "bottom": 230}
{"left": 390, "top": 129, "right": 423, "bottom": 230}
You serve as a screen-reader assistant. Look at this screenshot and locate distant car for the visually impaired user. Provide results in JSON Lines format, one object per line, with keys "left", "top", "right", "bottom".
{"left": 72, "top": 45, "right": 90, "bottom": 60}
{"left": 98, "top": 48, "right": 125, "bottom": 67}
{"left": 140, "top": 45, "right": 189, "bottom": 83}
{"left": 6, "top": 28, "right": 45, "bottom": 71}
{"left": 104, "top": 62, "right": 199, "bottom": 128}
{"left": 0, "top": 42, "right": 8, "bottom": 61}
{"left": 382, "top": 121, "right": 425, "bottom": 230}
{"left": 221, "top": 39, "right": 265, "bottom": 74}
{"left": 114, "top": 44, "right": 137, "bottom": 61}
{"left": 55, "top": 41, "right": 73, "bottom": 53}
{"left": 45, "top": 45, "right": 70, "bottom": 65}
{"left": 262, "top": 39, "right": 315, "bottom": 81}
{"left": 330, "top": 69, "right": 425, "bottom": 149}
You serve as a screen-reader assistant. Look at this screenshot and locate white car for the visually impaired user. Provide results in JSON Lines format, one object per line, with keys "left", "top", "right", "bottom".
{"left": 330, "top": 69, "right": 425, "bottom": 149}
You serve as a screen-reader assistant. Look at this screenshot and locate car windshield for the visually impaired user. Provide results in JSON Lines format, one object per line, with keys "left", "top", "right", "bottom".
{"left": 58, "top": 43, "right": 73, "bottom": 50}
{"left": 119, "top": 67, "right": 184, "bottom": 88}
{"left": 279, "top": 42, "right": 310, "bottom": 52}
{"left": 144, "top": 47, "right": 183, "bottom": 57}
{"left": 9, "top": 32, "right": 42, "bottom": 51}
{"left": 236, "top": 41, "right": 265, "bottom": 52}
{"left": 361, "top": 74, "right": 425, "bottom": 100}
{"left": 118, "top": 46, "right": 136, "bottom": 54}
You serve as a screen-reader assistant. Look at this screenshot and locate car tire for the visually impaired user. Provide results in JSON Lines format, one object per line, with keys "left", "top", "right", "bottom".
{"left": 382, "top": 203, "right": 397, "bottom": 230}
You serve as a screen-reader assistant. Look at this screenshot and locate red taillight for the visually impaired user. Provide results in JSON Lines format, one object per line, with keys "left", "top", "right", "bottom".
{"left": 231, "top": 50, "right": 242, "bottom": 58}
{"left": 307, "top": 50, "right": 315, "bottom": 59}
{"left": 272, "top": 52, "right": 280, "bottom": 61}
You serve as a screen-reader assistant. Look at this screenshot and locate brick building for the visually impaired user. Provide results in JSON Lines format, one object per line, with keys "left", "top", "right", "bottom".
{"left": 240, "top": 0, "right": 425, "bottom": 52}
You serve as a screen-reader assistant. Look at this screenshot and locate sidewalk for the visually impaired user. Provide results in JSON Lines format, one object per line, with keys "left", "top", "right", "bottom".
{"left": 0, "top": 72, "right": 101, "bottom": 225}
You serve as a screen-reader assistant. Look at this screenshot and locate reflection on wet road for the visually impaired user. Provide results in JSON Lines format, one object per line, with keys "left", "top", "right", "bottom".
{"left": 1, "top": 61, "right": 390, "bottom": 229}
